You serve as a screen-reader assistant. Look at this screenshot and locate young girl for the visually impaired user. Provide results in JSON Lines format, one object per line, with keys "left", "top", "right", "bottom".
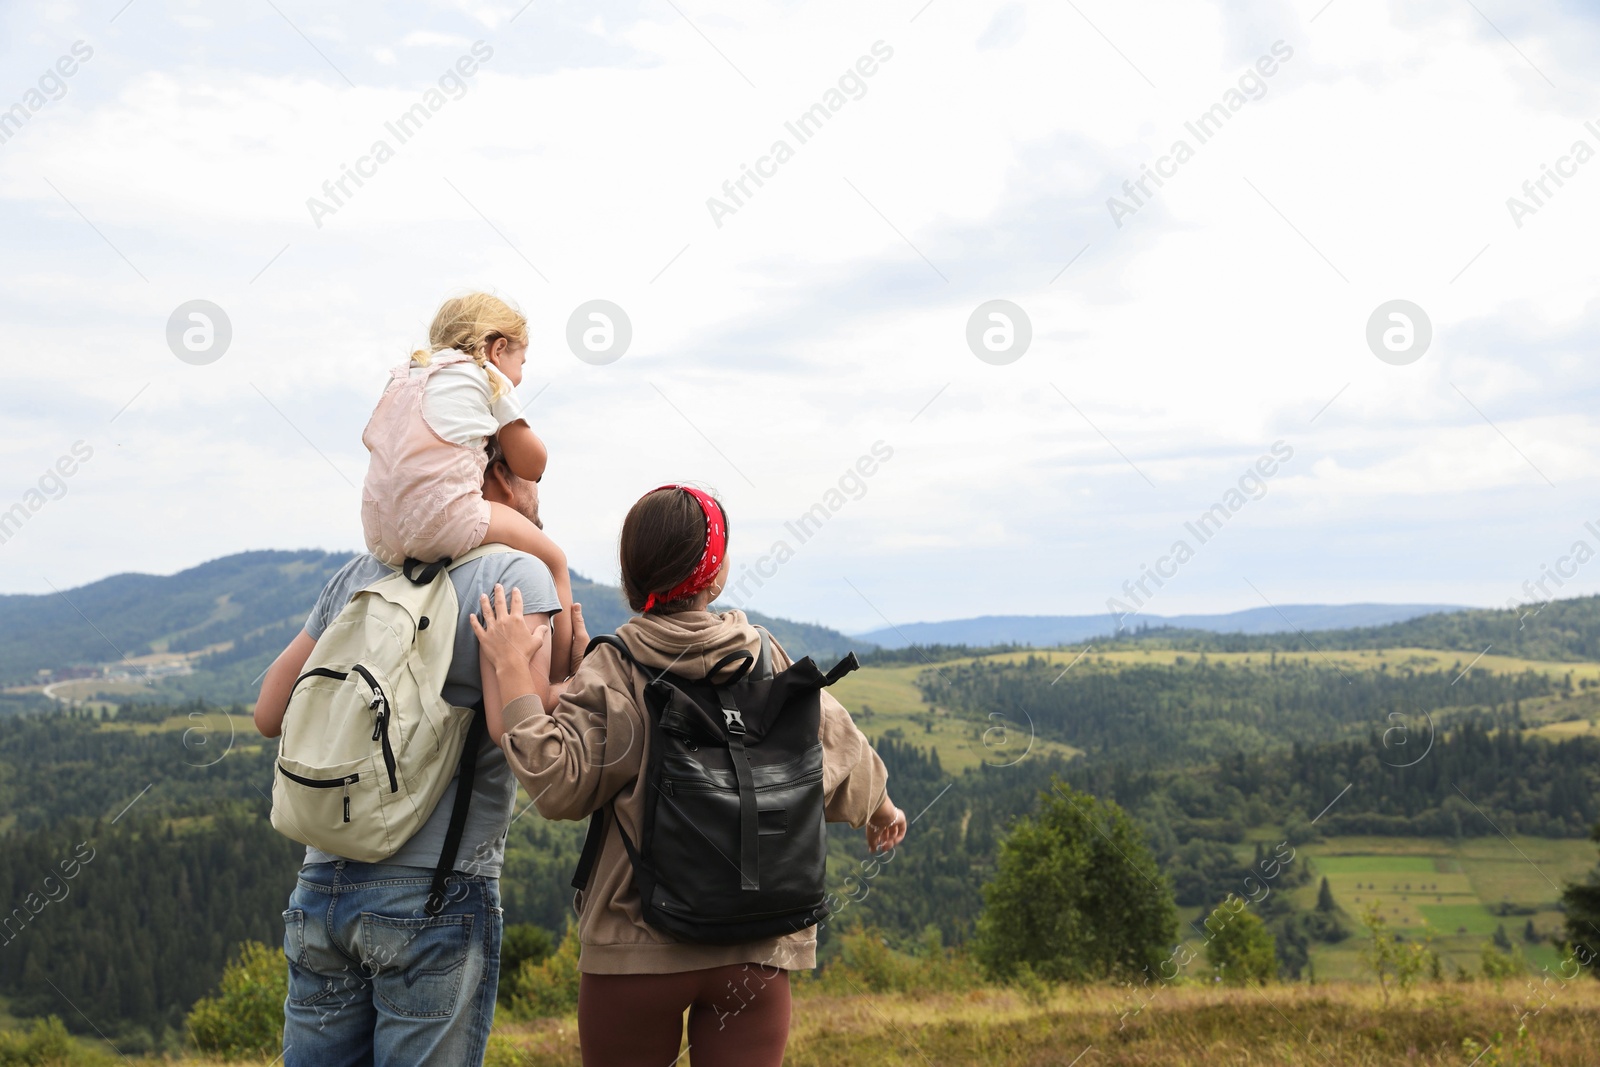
{"left": 362, "top": 291, "right": 574, "bottom": 678}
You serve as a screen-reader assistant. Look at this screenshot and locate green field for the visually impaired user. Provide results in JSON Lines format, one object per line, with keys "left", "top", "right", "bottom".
{"left": 830, "top": 660, "right": 1080, "bottom": 773}
{"left": 1529, "top": 716, "right": 1600, "bottom": 740}
{"left": 948, "top": 644, "right": 1600, "bottom": 683}
{"left": 1312, "top": 855, "right": 1439, "bottom": 874}
{"left": 1287, "top": 836, "right": 1597, "bottom": 979}
{"left": 1417, "top": 903, "right": 1504, "bottom": 935}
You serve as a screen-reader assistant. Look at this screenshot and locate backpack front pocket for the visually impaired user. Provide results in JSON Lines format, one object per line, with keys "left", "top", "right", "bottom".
{"left": 272, "top": 753, "right": 393, "bottom": 862}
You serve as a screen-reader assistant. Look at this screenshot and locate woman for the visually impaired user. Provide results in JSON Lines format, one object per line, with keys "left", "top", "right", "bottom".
{"left": 472, "top": 483, "right": 908, "bottom": 1067}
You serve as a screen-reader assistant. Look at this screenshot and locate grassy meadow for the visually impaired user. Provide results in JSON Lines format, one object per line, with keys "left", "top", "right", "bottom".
{"left": 161, "top": 981, "right": 1600, "bottom": 1067}
{"left": 829, "top": 659, "right": 1082, "bottom": 772}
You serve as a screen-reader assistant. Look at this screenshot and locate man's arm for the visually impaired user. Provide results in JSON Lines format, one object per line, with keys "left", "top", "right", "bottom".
{"left": 255, "top": 631, "right": 317, "bottom": 738}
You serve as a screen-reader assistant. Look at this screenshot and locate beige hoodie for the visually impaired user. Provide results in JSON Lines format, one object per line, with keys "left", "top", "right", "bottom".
{"left": 499, "top": 609, "right": 888, "bottom": 975}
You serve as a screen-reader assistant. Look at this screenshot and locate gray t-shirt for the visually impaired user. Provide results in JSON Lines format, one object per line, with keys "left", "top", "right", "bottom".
{"left": 298, "top": 550, "right": 560, "bottom": 878}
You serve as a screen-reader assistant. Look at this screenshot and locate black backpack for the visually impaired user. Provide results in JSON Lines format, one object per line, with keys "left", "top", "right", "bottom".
{"left": 571, "top": 628, "right": 859, "bottom": 945}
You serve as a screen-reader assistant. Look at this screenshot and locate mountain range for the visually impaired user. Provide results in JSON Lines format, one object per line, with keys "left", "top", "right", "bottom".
{"left": 0, "top": 551, "right": 862, "bottom": 703}
{"left": 851, "top": 604, "right": 1468, "bottom": 650}
{"left": 5, "top": 550, "right": 1568, "bottom": 707}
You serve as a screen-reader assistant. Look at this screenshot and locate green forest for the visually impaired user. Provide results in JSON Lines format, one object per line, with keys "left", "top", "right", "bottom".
{"left": 924, "top": 652, "right": 1555, "bottom": 764}
{"left": 7, "top": 667, "right": 1600, "bottom": 1048}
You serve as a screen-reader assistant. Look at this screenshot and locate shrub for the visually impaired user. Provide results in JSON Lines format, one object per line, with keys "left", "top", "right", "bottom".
{"left": 809, "top": 925, "right": 985, "bottom": 996}
{"left": 1461, "top": 1025, "right": 1535, "bottom": 1066}
{"left": 185, "top": 941, "right": 286, "bottom": 1061}
{"left": 1009, "top": 962, "right": 1053, "bottom": 1007}
{"left": 0, "top": 1016, "right": 78, "bottom": 1066}
{"left": 504, "top": 923, "right": 580, "bottom": 1019}
{"left": 975, "top": 780, "right": 1176, "bottom": 983}
{"left": 498, "top": 923, "right": 556, "bottom": 1008}
{"left": 1480, "top": 942, "right": 1525, "bottom": 988}
{"left": 1204, "top": 900, "right": 1277, "bottom": 986}
{"left": 484, "top": 1033, "right": 529, "bottom": 1067}
{"left": 1358, "top": 905, "right": 1435, "bottom": 1004}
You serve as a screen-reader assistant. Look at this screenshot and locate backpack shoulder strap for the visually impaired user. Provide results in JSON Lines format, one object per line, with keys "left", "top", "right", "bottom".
{"left": 585, "top": 632, "right": 633, "bottom": 661}
{"left": 572, "top": 808, "right": 607, "bottom": 891}
{"left": 569, "top": 633, "right": 635, "bottom": 893}
{"left": 753, "top": 627, "right": 773, "bottom": 681}
{"left": 425, "top": 705, "right": 486, "bottom": 916}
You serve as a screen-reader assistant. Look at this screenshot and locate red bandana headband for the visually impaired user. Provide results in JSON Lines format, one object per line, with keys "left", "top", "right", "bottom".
{"left": 643, "top": 484, "right": 728, "bottom": 612}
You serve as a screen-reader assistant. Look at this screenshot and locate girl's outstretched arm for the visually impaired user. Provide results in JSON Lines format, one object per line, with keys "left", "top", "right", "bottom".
{"left": 498, "top": 420, "right": 548, "bottom": 483}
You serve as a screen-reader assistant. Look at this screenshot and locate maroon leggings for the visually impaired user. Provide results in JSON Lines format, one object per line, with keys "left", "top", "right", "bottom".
{"left": 578, "top": 964, "right": 791, "bottom": 1067}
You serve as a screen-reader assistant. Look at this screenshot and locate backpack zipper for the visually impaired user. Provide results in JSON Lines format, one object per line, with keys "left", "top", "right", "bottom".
{"left": 352, "top": 664, "right": 399, "bottom": 794}
{"left": 368, "top": 706, "right": 398, "bottom": 793}
{"left": 290, "top": 666, "right": 349, "bottom": 691}
{"left": 276, "top": 766, "right": 360, "bottom": 823}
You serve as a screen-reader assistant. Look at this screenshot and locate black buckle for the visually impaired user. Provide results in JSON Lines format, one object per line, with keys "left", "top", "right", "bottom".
{"left": 716, "top": 688, "right": 747, "bottom": 736}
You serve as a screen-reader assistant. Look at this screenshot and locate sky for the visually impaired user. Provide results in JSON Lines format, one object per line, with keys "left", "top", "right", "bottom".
{"left": 1, "top": 0, "right": 1599, "bottom": 635}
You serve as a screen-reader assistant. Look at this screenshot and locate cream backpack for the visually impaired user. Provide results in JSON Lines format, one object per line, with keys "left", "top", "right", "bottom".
{"left": 270, "top": 545, "right": 510, "bottom": 914}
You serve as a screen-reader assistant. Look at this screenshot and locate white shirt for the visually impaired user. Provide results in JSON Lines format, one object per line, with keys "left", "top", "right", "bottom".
{"left": 415, "top": 356, "right": 524, "bottom": 447}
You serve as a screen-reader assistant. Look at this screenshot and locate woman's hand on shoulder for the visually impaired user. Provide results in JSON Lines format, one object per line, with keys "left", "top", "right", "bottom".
{"left": 471, "top": 584, "right": 546, "bottom": 685}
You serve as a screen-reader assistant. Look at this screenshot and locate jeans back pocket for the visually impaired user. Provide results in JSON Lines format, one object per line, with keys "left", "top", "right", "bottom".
{"left": 359, "top": 912, "right": 477, "bottom": 1020}
{"left": 283, "top": 908, "right": 340, "bottom": 1009}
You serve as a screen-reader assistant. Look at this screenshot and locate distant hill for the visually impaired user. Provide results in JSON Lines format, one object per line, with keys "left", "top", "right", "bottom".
{"left": 0, "top": 550, "right": 356, "bottom": 685}
{"left": 0, "top": 551, "right": 866, "bottom": 703}
{"left": 1119, "top": 595, "right": 1600, "bottom": 663}
{"left": 853, "top": 604, "right": 1467, "bottom": 650}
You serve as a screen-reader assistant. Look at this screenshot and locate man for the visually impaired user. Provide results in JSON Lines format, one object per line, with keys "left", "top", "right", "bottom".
{"left": 254, "top": 442, "right": 587, "bottom": 1067}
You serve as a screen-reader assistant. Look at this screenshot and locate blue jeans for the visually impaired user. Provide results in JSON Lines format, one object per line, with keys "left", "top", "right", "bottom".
{"left": 281, "top": 862, "right": 502, "bottom": 1067}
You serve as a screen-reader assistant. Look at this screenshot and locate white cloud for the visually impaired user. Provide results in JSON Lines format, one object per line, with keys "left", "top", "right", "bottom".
{"left": 399, "top": 31, "right": 473, "bottom": 48}
{"left": 1, "top": 0, "right": 1598, "bottom": 634}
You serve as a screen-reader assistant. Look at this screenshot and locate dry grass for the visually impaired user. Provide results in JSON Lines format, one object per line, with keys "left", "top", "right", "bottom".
{"left": 352, "top": 980, "right": 1600, "bottom": 1067}
{"left": 164, "top": 979, "right": 1600, "bottom": 1067}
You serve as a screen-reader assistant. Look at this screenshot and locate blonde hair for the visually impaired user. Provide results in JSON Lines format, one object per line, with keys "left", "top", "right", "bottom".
{"left": 411, "top": 292, "right": 528, "bottom": 402}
